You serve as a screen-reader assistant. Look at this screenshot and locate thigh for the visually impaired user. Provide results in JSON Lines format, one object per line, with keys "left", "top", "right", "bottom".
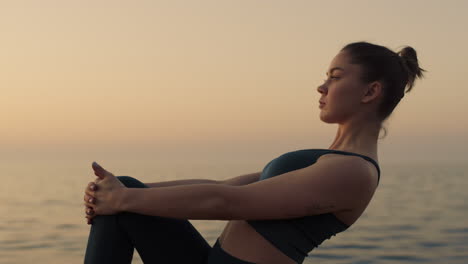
{"left": 116, "top": 176, "right": 213, "bottom": 263}
{"left": 118, "top": 213, "right": 213, "bottom": 263}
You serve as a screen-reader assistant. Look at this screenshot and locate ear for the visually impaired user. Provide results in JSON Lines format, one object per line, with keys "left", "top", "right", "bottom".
{"left": 362, "top": 81, "right": 382, "bottom": 104}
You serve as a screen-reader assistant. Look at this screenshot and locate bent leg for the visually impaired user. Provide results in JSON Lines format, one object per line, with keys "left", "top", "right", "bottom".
{"left": 84, "top": 176, "right": 146, "bottom": 264}
{"left": 84, "top": 176, "right": 212, "bottom": 264}
{"left": 119, "top": 211, "right": 212, "bottom": 263}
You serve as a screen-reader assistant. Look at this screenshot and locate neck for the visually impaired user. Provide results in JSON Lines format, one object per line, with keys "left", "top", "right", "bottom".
{"left": 328, "top": 114, "right": 380, "bottom": 161}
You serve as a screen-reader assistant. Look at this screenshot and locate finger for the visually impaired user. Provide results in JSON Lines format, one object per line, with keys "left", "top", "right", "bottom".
{"left": 84, "top": 200, "right": 96, "bottom": 208}
{"left": 83, "top": 194, "right": 95, "bottom": 204}
{"left": 85, "top": 207, "right": 95, "bottom": 216}
{"left": 84, "top": 182, "right": 92, "bottom": 192}
{"left": 92, "top": 161, "right": 114, "bottom": 180}
{"left": 86, "top": 214, "right": 95, "bottom": 220}
{"left": 85, "top": 189, "right": 95, "bottom": 198}
{"left": 85, "top": 182, "right": 97, "bottom": 192}
{"left": 85, "top": 215, "right": 94, "bottom": 225}
{"left": 85, "top": 209, "right": 95, "bottom": 218}
{"left": 85, "top": 191, "right": 96, "bottom": 202}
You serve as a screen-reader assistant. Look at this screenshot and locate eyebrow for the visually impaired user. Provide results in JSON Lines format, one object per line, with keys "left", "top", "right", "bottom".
{"left": 326, "top": 67, "right": 345, "bottom": 76}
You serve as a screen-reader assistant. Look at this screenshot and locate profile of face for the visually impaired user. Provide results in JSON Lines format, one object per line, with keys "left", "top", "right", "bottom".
{"left": 317, "top": 51, "right": 380, "bottom": 124}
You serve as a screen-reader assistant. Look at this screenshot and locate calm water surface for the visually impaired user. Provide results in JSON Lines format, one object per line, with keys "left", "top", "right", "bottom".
{"left": 1, "top": 157, "right": 467, "bottom": 264}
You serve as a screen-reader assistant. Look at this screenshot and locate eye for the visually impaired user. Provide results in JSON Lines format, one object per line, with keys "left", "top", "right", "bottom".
{"left": 323, "top": 76, "right": 340, "bottom": 82}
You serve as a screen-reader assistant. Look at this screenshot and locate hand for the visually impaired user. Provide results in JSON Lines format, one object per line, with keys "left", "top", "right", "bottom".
{"left": 84, "top": 181, "right": 97, "bottom": 224}
{"left": 83, "top": 162, "right": 126, "bottom": 224}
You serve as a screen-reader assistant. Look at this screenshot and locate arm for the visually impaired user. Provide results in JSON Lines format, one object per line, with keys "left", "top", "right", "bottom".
{"left": 118, "top": 172, "right": 262, "bottom": 220}
{"left": 144, "top": 179, "right": 220, "bottom": 188}
{"left": 88, "top": 158, "right": 373, "bottom": 221}
{"left": 144, "top": 171, "right": 262, "bottom": 188}
{"left": 120, "top": 183, "right": 231, "bottom": 220}
{"left": 86, "top": 162, "right": 258, "bottom": 220}
{"left": 118, "top": 157, "right": 373, "bottom": 221}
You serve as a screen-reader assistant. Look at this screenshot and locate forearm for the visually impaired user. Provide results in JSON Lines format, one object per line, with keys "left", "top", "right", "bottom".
{"left": 119, "top": 183, "right": 229, "bottom": 220}
{"left": 144, "top": 179, "right": 220, "bottom": 188}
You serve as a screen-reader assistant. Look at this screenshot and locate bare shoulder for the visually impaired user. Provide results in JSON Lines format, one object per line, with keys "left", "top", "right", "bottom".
{"left": 316, "top": 153, "right": 378, "bottom": 190}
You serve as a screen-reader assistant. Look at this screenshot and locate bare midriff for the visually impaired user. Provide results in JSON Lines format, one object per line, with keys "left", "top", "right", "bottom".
{"left": 218, "top": 210, "right": 361, "bottom": 264}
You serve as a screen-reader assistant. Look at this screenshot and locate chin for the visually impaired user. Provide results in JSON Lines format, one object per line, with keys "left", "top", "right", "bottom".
{"left": 319, "top": 111, "right": 339, "bottom": 124}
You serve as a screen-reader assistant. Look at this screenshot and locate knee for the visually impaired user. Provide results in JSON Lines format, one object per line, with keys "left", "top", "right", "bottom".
{"left": 116, "top": 176, "right": 148, "bottom": 188}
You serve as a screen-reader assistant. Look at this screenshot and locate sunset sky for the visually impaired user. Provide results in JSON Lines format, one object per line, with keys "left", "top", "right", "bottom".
{"left": 1, "top": 0, "right": 467, "bottom": 164}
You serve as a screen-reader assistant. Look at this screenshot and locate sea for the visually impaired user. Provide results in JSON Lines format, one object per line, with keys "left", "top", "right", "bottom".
{"left": 1, "top": 155, "right": 467, "bottom": 264}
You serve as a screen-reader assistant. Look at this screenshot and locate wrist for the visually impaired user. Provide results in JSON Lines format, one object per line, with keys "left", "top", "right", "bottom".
{"left": 117, "top": 187, "right": 132, "bottom": 212}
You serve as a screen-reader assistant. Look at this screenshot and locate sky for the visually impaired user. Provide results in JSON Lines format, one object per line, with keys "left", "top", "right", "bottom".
{"left": 1, "top": 0, "right": 467, "bottom": 165}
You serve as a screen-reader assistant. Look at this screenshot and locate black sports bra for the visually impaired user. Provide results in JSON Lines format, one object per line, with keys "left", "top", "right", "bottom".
{"left": 245, "top": 148, "right": 381, "bottom": 263}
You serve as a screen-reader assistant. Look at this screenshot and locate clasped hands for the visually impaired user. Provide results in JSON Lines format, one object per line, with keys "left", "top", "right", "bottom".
{"left": 83, "top": 162, "right": 127, "bottom": 225}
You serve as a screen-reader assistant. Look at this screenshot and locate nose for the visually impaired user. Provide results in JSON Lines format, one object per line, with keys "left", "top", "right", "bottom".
{"left": 317, "top": 83, "right": 327, "bottom": 95}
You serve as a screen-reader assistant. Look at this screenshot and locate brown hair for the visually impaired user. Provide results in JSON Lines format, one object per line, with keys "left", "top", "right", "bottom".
{"left": 341, "top": 42, "right": 426, "bottom": 139}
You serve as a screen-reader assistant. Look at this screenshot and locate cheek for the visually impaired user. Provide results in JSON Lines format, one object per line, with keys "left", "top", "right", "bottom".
{"left": 335, "top": 83, "right": 362, "bottom": 104}
{"left": 326, "top": 86, "right": 360, "bottom": 115}
{"left": 328, "top": 86, "right": 351, "bottom": 105}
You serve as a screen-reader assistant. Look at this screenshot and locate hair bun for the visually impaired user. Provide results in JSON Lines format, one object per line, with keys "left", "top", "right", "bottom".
{"left": 397, "top": 46, "right": 426, "bottom": 93}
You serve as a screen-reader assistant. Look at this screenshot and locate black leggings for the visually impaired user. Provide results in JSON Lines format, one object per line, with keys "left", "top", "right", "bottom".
{"left": 84, "top": 176, "right": 255, "bottom": 264}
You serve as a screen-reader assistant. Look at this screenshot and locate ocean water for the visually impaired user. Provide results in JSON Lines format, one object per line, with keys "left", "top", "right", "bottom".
{"left": 1, "top": 157, "right": 467, "bottom": 264}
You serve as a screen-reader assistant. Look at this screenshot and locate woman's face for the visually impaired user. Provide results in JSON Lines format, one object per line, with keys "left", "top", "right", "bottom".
{"left": 317, "top": 50, "right": 369, "bottom": 123}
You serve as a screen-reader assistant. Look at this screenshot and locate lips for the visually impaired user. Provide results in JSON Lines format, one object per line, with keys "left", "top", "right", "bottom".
{"left": 319, "top": 101, "right": 325, "bottom": 109}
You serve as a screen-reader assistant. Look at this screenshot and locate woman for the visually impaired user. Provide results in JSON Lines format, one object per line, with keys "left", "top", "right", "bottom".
{"left": 83, "top": 41, "right": 425, "bottom": 264}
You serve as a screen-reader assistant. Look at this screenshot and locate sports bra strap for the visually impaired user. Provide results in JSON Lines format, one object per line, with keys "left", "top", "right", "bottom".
{"left": 325, "top": 150, "right": 381, "bottom": 183}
